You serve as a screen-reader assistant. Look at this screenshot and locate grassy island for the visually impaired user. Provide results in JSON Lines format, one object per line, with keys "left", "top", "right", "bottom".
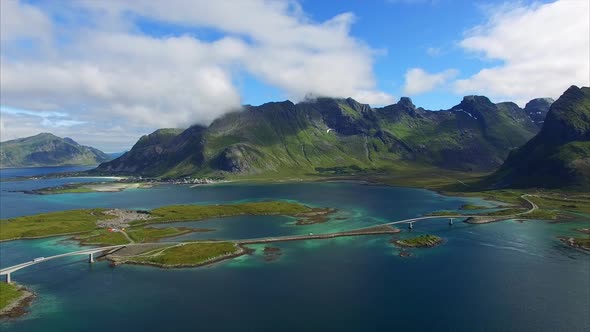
{"left": 22, "top": 182, "right": 151, "bottom": 195}
{"left": 0, "top": 201, "right": 332, "bottom": 243}
{"left": 144, "top": 201, "right": 314, "bottom": 224}
{"left": 393, "top": 235, "right": 443, "bottom": 248}
{"left": 110, "top": 242, "right": 243, "bottom": 267}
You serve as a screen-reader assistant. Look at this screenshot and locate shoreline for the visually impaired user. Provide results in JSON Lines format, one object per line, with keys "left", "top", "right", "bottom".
{"left": 107, "top": 244, "right": 250, "bottom": 268}
{"left": 106, "top": 226, "right": 401, "bottom": 269}
{"left": 0, "top": 285, "right": 35, "bottom": 320}
{"left": 558, "top": 237, "right": 590, "bottom": 252}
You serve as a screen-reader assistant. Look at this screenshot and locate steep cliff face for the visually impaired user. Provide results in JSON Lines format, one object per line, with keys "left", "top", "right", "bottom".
{"left": 524, "top": 98, "right": 554, "bottom": 127}
{"left": 95, "top": 94, "right": 542, "bottom": 177}
{"left": 489, "top": 86, "right": 590, "bottom": 189}
{"left": 0, "top": 133, "right": 111, "bottom": 167}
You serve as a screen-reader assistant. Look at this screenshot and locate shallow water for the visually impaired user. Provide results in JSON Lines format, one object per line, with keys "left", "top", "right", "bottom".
{"left": 1, "top": 167, "right": 588, "bottom": 331}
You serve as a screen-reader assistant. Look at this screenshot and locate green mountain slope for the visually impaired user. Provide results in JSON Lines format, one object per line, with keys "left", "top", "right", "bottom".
{"left": 0, "top": 133, "right": 111, "bottom": 168}
{"left": 96, "top": 95, "right": 542, "bottom": 178}
{"left": 488, "top": 86, "right": 590, "bottom": 189}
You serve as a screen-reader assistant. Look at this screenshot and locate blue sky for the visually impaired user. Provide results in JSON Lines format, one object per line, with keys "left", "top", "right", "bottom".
{"left": 1, "top": 0, "right": 588, "bottom": 151}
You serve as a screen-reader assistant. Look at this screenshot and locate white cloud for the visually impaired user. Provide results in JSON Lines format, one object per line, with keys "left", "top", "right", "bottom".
{"left": 0, "top": 0, "right": 393, "bottom": 150}
{"left": 455, "top": 0, "right": 590, "bottom": 105}
{"left": 403, "top": 68, "right": 458, "bottom": 95}
{"left": 0, "top": 112, "right": 140, "bottom": 153}
{"left": 0, "top": 0, "right": 52, "bottom": 44}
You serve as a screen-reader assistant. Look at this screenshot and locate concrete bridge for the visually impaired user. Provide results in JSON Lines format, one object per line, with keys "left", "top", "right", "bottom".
{"left": 0, "top": 216, "right": 463, "bottom": 283}
{"left": 1, "top": 195, "right": 536, "bottom": 283}
{"left": 0, "top": 245, "right": 126, "bottom": 283}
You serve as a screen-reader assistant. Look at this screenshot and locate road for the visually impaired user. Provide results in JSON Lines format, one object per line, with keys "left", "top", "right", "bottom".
{"left": 0, "top": 245, "right": 126, "bottom": 276}
{"left": 1, "top": 195, "right": 538, "bottom": 279}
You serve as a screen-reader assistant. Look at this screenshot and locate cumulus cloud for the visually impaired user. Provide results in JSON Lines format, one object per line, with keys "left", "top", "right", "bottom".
{"left": 403, "top": 68, "right": 458, "bottom": 95}
{"left": 0, "top": 0, "right": 393, "bottom": 150}
{"left": 454, "top": 0, "right": 590, "bottom": 104}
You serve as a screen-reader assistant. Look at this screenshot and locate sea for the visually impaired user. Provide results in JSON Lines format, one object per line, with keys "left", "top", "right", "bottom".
{"left": 1, "top": 166, "right": 588, "bottom": 331}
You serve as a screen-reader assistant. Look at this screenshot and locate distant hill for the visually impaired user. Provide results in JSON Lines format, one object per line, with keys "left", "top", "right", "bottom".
{"left": 96, "top": 95, "right": 542, "bottom": 178}
{"left": 487, "top": 86, "right": 590, "bottom": 189}
{"left": 0, "top": 133, "right": 111, "bottom": 168}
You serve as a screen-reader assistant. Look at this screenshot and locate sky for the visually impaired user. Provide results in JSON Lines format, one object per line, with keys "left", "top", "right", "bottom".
{"left": 1, "top": 0, "right": 589, "bottom": 152}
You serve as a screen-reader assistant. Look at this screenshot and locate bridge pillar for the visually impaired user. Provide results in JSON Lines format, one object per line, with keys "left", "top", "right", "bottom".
{"left": 6, "top": 273, "right": 11, "bottom": 284}
{"left": 449, "top": 218, "right": 454, "bottom": 226}
{"left": 408, "top": 222, "right": 413, "bottom": 230}
{"left": 88, "top": 253, "right": 94, "bottom": 263}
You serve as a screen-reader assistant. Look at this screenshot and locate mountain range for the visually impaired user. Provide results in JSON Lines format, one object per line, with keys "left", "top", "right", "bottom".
{"left": 96, "top": 94, "right": 546, "bottom": 178}
{"left": 0, "top": 133, "right": 111, "bottom": 168}
{"left": 488, "top": 86, "right": 590, "bottom": 190}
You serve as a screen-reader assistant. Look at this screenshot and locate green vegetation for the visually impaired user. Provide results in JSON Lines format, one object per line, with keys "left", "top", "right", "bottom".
{"left": 0, "top": 133, "right": 110, "bottom": 168}
{"left": 460, "top": 204, "right": 491, "bottom": 210}
{"left": 75, "top": 229, "right": 130, "bottom": 245}
{"left": 0, "top": 201, "right": 317, "bottom": 242}
{"left": 315, "top": 165, "right": 366, "bottom": 175}
{"left": 95, "top": 94, "right": 538, "bottom": 178}
{"left": 32, "top": 183, "right": 96, "bottom": 194}
{"left": 473, "top": 208, "right": 527, "bottom": 217}
{"left": 572, "top": 238, "right": 590, "bottom": 250}
{"left": 488, "top": 86, "right": 590, "bottom": 189}
{"left": 122, "top": 242, "right": 240, "bottom": 267}
{"left": 561, "top": 236, "right": 590, "bottom": 251}
{"left": 394, "top": 235, "right": 443, "bottom": 248}
{"left": 527, "top": 194, "right": 590, "bottom": 214}
{"left": 27, "top": 182, "right": 150, "bottom": 195}
{"left": 426, "top": 210, "right": 461, "bottom": 216}
{"left": 520, "top": 209, "right": 559, "bottom": 220}
{"left": 127, "top": 227, "right": 193, "bottom": 242}
{"left": 431, "top": 189, "right": 590, "bottom": 221}
{"left": 0, "top": 209, "right": 110, "bottom": 241}
{"left": 144, "top": 201, "right": 310, "bottom": 224}
{"left": 0, "top": 283, "right": 24, "bottom": 312}
{"left": 50, "top": 187, "right": 95, "bottom": 194}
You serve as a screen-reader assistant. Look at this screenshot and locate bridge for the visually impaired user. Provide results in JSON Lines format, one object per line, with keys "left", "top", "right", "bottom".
{"left": 0, "top": 245, "right": 126, "bottom": 283}
{"left": 1, "top": 195, "right": 537, "bottom": 283}
{"left": 0, "top": 216, "right": 463, "bottom": 283}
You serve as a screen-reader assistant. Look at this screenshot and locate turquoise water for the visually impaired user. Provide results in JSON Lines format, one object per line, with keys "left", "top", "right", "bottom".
{"left": 1, "top": 167, "right": 589, "bottom": 331}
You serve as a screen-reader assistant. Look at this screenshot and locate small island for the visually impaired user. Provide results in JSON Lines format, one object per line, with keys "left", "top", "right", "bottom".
{"left": 108, "top": 242, "right": 245, "bottom": 268}
{"left": 392, "top": 234, "right": 443, "bottom": 248}
{"left": 262, "top": 246, "right": 282, "bottom": 261}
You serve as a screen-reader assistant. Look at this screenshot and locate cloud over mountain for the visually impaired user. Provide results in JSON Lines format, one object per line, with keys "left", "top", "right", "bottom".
{"left": 0, "top": 0, "right": 393, "bottom": 145}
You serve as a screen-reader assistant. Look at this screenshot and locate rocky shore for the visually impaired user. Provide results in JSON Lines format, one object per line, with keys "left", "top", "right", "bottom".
{"left": 558, "top": 236, "right": 590, "bottom": 252}
{"left": 0, "top": 285, "right": 35, "bottom": 320}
